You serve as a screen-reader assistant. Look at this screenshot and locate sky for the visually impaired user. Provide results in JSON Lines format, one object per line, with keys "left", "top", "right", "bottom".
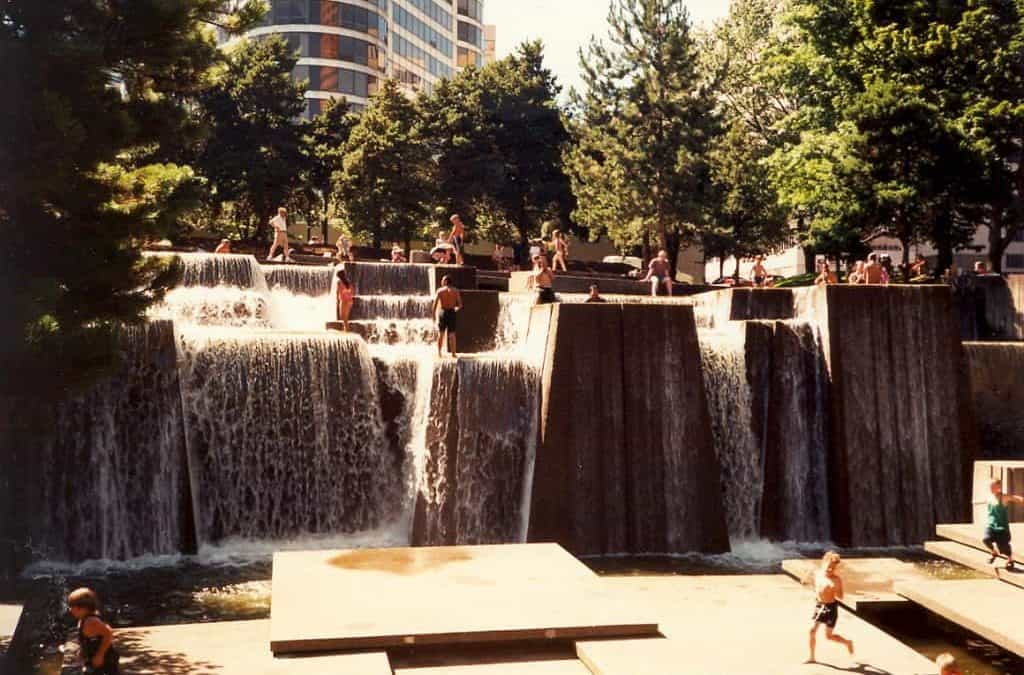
{"left": 485, "top": 0, "right": 733, "bottom": 95}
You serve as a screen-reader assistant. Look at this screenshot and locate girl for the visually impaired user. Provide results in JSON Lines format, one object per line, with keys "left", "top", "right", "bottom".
{"left": 68, "top": 588, "right": 119, "bottom": 674}
{"left": 336, "top": 270, "right": 356, "bottom": 332}
{"left": 552, "top": 230, "right": 569, "bottom": 272}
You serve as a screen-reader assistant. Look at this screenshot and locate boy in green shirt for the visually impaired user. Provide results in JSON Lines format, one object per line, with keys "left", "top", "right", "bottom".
{"left": 984, "top": 479, "right": 1024, "bottom": 570}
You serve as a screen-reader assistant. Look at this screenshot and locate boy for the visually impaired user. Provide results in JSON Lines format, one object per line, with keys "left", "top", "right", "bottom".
{"left": 935, "top": 653, "right": 961, "bottom": 675}
{"left": 433, "top": 275, "right": 462, "bottom": 358}
{"left": 807, "top": 551, "right": 854, "bottom": 663}
{"left": 68, "top": 587, "right": 119, "bottom": 674}
{"left": 984, "top": 478, "right": 1024, "bottom": 570}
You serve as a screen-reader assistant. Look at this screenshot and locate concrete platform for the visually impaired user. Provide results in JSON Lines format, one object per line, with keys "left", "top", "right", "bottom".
{"left": 924, "top": 540, "right": 1024, "bottom": 589}
{"left": 576, "top": 575, "right": 936, "bottom": 675}
{"left": 781, "top": 558, "right": 934, "bottom": 609}
{"left": 117, "top": 620, "right": 392, "bottom": 674}
{"left": 391, "top": 644, "right": 592, "bottom": 674}
{"left": 0, "top": 603, "right": 21, "bottom": 654}
{"left": 896, "top": 579, "right": 1024, "bottom": 657}
{"left": 270, "top": 544, "right": 657, "bottom": 654}
{"left": 936, "top": 522, "right": 1024, "bottom": 553}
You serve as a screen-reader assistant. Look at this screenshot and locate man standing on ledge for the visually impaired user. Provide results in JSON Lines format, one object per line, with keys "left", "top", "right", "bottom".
{"left": 448, "top": 214, "right": 466, "bottom": 266}
{"left": 267, "top": 206, "right": 292, "bottom": 262}
{"left": 433, "top": 275, "right": 463, "bottom": 358}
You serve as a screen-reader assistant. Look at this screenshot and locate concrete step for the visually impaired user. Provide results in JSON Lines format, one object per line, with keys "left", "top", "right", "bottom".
{"left": 924, "top": 540, "right": 1024, "bottom": 590}
{"left": 936, "top": 522, "right": 1024, "bottom": 554}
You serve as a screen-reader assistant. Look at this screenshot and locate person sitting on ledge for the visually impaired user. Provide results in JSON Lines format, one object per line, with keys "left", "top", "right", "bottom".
{"left": 214, "top": 238, "right": 231, "bottom": 254}
{"left": 641, "top": 250, "right": 674, "bottom": 297}
{"left": 807, "top": 551, "right": 854, "bottom": 664}
{"left": 68, "top": 587, "right": 119, "bottom": 675}
{"left": 585, "top": 283, "right": 606, "bottom": 303}
{"left": 863, "top": 253, "right": 885, "bottom": 284}
{"left": 527, "top": 254, "right": 556, "bottom": 304}
{"left": 751, "top": 255, "right": 768, "bottom": 287}
{"left": 935, "top": 653, "right": 962, "bottom": 675}
{"left": 433, "top": 275, "right": 462, "bottom": 358}
{"left": 984, "top": 478, "right": 1024, "bottom": 570}
{"left": 815, "top": 260, "right": 837, "bottom": 285}
{"left": 391, "top": 245, "right": 406, "bottom": 263}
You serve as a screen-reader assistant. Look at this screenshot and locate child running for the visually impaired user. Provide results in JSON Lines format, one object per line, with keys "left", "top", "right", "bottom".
{"left": 68, "top": 588, "right": 119, "bottom": 674}
{"left": 984, "top": 478, "right": 1023, "bottom": 570}
{"left": 807, "top": 551, "right": 854, "bottom": 664}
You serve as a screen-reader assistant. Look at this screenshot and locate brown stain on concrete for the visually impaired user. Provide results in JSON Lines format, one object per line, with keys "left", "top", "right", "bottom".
{"left": 328, "top": 548, "right": 473, "bottom": 575}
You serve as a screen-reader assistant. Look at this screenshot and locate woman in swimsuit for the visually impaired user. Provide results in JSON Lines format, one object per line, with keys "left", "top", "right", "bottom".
{"left": 336, "top": 269, "right": 356, "bottom": 332}
{"left": 808, "top": 551, "right": 854, "bottom": 663}
{"left": 527, "top": 254, "right": 556, "bottom": 304}
{"left": 552, "top": 230, "right": 569, "bottom": 272}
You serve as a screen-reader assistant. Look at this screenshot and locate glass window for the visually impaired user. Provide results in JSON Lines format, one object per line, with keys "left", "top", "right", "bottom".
{"left": 457, "top": 0, "right": 482, "bottom": 21}
{"left": 264, "top": 1, "right": 387, "bottom": 39}
{"left": 1006, "top": 254, "right": 1024, "bottom": 269}
{"left": 457, "top": 21, "right": 482, "bottom": 48}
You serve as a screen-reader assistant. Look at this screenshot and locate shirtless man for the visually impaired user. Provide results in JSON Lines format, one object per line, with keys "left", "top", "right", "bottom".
{"left": 267, "top": 207, "right": 292, "bottom": 262}
{"left": 527, "top": 254, "right": 556, "bottom": 304}
{"left": 808, "top": 551, "right": 854, "bottom": 663}
{"left": 432, "top": 275, "right": 463, "bottom": 357}
{"left": 814, "top": 261, "right": 837, "bottom": 285}
{"left": 863, "top": 253, "right": 884, "bottom": 284}
{"left": 751, "top": 255, "right": 768, "bottom": 287}
{"left": 448, "top": 214, "right": 466, "bottom": 266}
{"left": 214, "top": 238, "right": 232, "bottom": 254}
{"left": 642, "top": 250, "right": 674, "bottom": 297}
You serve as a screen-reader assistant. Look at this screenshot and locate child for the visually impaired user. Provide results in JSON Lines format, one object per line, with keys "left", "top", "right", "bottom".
{"left": 68, "top": 588, "right": 119, "bottom": 674}
{"left": 807, "top": 551, "right": 854, "bottom": 663}
{"left": 984, "top": 478, "right": 1024, "bottom": 570}
{"left": 935, "top": 653, "right": 961, "bottom": 675}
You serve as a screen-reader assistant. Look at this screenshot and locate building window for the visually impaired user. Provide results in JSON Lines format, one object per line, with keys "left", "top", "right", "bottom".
{"left": 1006, "top": 254, "right": 1024, "bottom": 270}
{"left": 457, "top": 47, "right": 481, "bottom": 68}
{"left": 275, "top": 33, "right": 384, "bottom": 70}
{"left": 392, "top": 4, "right": 453, "bottom": 58}
{"left": 1015, "top": 229, "right": 1024, "bottom": 242}
{"left": 297, "top": 65, "right": 379, "bottom": 97}
{"left": 403, "top": 0, "right": 452, "bottom": 31}
{"left": 263, "top": 1, "right": 388, "bottom": 40}
{"left": 457, "top": 21, "right": 482, "bottom": 48}
{"left": 457, "top": 0, "right": 482, "bottom": 22}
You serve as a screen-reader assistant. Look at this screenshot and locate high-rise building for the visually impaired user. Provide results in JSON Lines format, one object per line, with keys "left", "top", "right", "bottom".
{"left": 239, "top": 1, "right": 486, "bottom": 118}
{"left": 483, "top": 24, "right": 496, "bottom": 64}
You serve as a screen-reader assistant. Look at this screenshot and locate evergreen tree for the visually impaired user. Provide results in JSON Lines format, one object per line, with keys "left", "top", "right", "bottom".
{"left": 300, "top": 99, "right": 356, "bottom": 242}
{"left": 0, "top": 0, "right": 260, "bottom": 396}
{"left": 193, "top": 35, "right": 307, "bottom": 241}
{"left": 336, "top": 79, "right": 434, "bottom": 250}
{"left": 567, "top": 0, "right": 719, "bottom": 271}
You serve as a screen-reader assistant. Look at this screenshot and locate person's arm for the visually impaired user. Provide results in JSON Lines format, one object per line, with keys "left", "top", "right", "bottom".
{"left": 432, "top": 292, "right": 440, "bottom": 317}
{"left": 834, "top": 576, "right": 845, "bottom": 600}
{"left": 641, "top": 262, "right": 653, "bottom": 281}
{"left": 1003, "top": 494, "right": 1024, "bottom": 505}
{"left": 84, "top": 617, "right": 114, "bottom": 667}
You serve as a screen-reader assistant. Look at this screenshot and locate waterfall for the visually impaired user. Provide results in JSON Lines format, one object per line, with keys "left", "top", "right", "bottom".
{"left": 150, "top": 287, "right": 272, "bottom": 328}
{"left": 27, "top": 322, "right": 191, "bottom": 561}
{"left": 144, "top": 251, "right": 268, "bottom": 290}
{"left": 350, "top": 296, "right": 434, "bottom": 320}
{"left": 265, "top": 264, "right": 334, "bottom": 296}
{"left": 176, "top": 329, "right": 404, "bottom": 543}
{"left": 963, "top": 341, "right": 1024, "bottom": 459}
{"left": 343, "top": 262, "right": 432, "bottom": 295}
{"left": 698, "top": 327, "right": 762, "bottom": 540}
{"left": 413, "top": 357, "right": 540, "bottom": 545}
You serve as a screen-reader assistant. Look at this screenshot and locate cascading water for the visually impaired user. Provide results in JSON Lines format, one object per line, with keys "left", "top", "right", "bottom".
{"left": 264, "top": 264, "right": 333, "bottom": 296}
{"left": 145, "top": 251, "right": 268, "bottom": 290}
{"left": 343, "top": 262, "right": 432, "bottom": 295}
{"left": 699, "top": 326, "right": 763, "bottom": 540}
{"left": 176, "top": 329, "right": 403, "bottom": 543}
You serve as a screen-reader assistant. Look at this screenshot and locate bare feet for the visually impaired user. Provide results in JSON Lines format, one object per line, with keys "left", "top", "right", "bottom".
{"left": 846, "top": 639, "right": 855, "bottom": 656}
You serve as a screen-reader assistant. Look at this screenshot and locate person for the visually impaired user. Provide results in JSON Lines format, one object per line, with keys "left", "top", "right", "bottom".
{"left": 526, "top": 254, "right": 556, "bottom": 304}
{"left": 879, "top": 254, "right": 893, "bottom": 285}
{"left": 815, "top": 261, "right": 837, "bottom": 285}
{"left": 432, "top": 275, "right": 463, "bottom": 357}
{"left": 336, "top": 270, "right": 356, "bottom": 332}
{"left": 267, "top": 207, "right": 292, "bottom": 262}
{"left": 307, "top": 234, "right": 324, "bottom": 245}
{"left": 391, "top": 245, "right": 406, "bottom": 263}
{"left": 935, "top": 653, "right": 962, "bottom": 675}
{"left": 863, "top": 253, "right": 884, "bottom": 284}
{"left": 431, "top": 244, "right": 452, "bottom": 265}
{"left": 910, "top": 255, "right": 928, "bottom": 278}
{"left": 848, "top": 260, "right": 866, "bottom": 284}
{"left": 751, "top": 255, "right": 768, "bottom": 287}
{"left": 529, "top": 239, "right": 543, "bottom": 264}
{"left": 492, "top": 243, "right": 508, "bottom": 271}
{"left": 448, "top": 214, "right": 466, "bottom": 266}
{"left": 552, "top": 230, "right": 569, "bottom": 272}
{"left": 68, "top": 588, "right": 119, "bottom": 675}
{"left": 641, "top": 250, "right": 674, "bottom": 297}
{"left": 336, "top": 234, "right": 354, "bottom": 262}
{"left": 974, "top": 260, "right": 990, "bottom": 275}
{"left": 807, "top": 551, "right": 854, "bottom": 664}
{"left": 214, "top": 238, "right": 232, "bottom": 254}
{"left": 983, "top": 478, "right": 1024, "bottom": 570}
{"left": 585, "top": 284, "right": 606, "bottom": 303}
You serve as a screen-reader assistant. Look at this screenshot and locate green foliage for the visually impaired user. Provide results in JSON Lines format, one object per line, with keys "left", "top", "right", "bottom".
{"left": 297, "top": 99, "right": 357, "bottom": 241}
{"left": 336, "top": 80, "right": 435, "bottom": 249}
{"left": 566, "top": 0, "right": 719, "bottom": 269}
{"left": 192, "top": 35, "right": 307, "bottom": 240}
{"left": 0, "top": 0, "right": 258, "bottom": 397}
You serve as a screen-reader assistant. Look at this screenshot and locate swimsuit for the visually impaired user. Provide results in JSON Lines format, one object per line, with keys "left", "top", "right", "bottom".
{"left": 79, "top": 618, "right": 119, "bottom": 674}
{"left": 451, "top": 235, "right": 463, "bottom": 252}
{"left": 537, "top": 287, "right": 556, "bottom": 304}
{"left": 438, "top": 308, "right": 457, "bottom": 333}
{"left": 811, "top": 601, "right": 838, "bottom": 628}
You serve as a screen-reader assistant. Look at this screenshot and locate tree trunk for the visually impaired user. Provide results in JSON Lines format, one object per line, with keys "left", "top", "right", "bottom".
{"left": 663, "top": 230, "right": 681, "bottom": 281}
{"left": 733, "top": 255, "right": 741, "bottom": 280}
{"left": 802, "top": 245, "right": 816, "bottom": 276}
{"left": 900, "top": 235, "right": 911, "bottom": 271}
{"left": 718, "top": 257, "right": 725, "bottom": 281}
{"left": 988, "top": 211, "right": 1014, "bottom": 274}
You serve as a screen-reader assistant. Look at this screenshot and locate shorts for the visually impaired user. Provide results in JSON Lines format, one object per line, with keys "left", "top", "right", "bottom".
{"left": 451, "top": 236, "right": 463, "bottom": 252}
{"left": 438, "top": 308, "right": 457, "bottom": 333}
{"left": 537, "top": 287, "right": 556, "bottom": 304}
{"left": 812, "top": 601, "right": 838, "bottom": 628}
{"left": 754, "top": 276, "right": 765, "bottom": 285}
{"left": 983, "top": 527, "right": 1012, "bottom": 556}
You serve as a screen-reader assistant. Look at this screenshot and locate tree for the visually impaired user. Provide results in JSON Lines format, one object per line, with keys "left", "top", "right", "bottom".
{"left": 193, "top": 35, "right": 306, "bottom": 241}
{"left": 335, "top": 79, "right": 434, "bottom": 251}
{"left": 567, "top": 0, "right": 719, "bottom": 272}
{"left": 0, "top": 0, "right": 259, "bottom": 397}
{"left": 300, "top": 99, "right": 356, "bottom": 242}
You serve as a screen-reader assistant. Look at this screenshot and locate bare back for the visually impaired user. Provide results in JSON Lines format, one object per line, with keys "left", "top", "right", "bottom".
{"left": 864, "top": 263, "right": 884, "bottom": 284}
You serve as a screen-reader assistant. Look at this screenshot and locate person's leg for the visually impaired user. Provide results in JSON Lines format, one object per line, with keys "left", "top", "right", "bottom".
{"left": 342, "top": 301, "right": 352, "bottom": 332}
{"left": 1003, "top": 534, "right": 1014, "bottom": 567}
{"left": 650, "top": 277, "right": 659, "bottom": 297}
{"left": 984, "top": 529, "right": 1000, "bottom": 563}
{"left": 825, "top": 626, "right": 854, "bottom": 655}
{"left": 437, "top": 329, "right": 445, "bottom": 357}
{"left": 268, "top": 237, "right": 280, "bottom": 260}
{"left": 808, "top": 622, "right": 818, "bottom": 662}
{"left": 449, "top": 332, "right": 457, "bottom": 357}
{"left": 666, "top": 278, "right": 674, "bottom": 296}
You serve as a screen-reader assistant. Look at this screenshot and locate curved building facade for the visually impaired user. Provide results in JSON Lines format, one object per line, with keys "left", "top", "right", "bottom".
{"left": 242, "top": 0, "right": 487, "bottom": 118}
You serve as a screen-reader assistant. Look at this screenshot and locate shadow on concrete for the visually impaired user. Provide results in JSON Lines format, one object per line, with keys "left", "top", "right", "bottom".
{"left": 811, "top": 661, "right": 896, "bottom": 675}
{"left": 117, "top": 631, "right": 222, "bottom": 675}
